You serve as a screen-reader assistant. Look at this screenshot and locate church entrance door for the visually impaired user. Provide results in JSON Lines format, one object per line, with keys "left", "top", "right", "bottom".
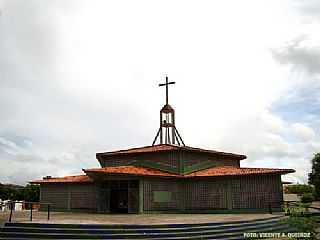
{"left": 109, "top": 180, "right": 139, "bottom": 213}
{"left": 110, "top": 181, "right": 128, "bottom": 213}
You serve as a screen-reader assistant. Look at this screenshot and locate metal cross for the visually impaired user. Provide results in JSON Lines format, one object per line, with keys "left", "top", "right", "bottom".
{"left": 159, "top": 76, "right": 175, "bottom": 105}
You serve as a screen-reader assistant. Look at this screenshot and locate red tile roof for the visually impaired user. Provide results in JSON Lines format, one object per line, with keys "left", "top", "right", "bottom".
{"left": 186, "top": 166, "right": 295, "bottom": 177}
{"left": 31, "top": 175, "right": 93, "bottom": 184}
{"left": 32, "top": 166, "right": 295, "bottom": 184}
{"left": 84, "top": 165, "right": 295, "bottom": 178}
{"left": 84, "top": 166, "right": 177, "bottom": 177}
{"left": 97, "top": 144, "right": 246, "bottom": 160}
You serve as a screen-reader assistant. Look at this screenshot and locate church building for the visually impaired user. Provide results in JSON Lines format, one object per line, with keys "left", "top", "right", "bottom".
{"left": 32, "top": 78, "right": 295, "bottom": 213}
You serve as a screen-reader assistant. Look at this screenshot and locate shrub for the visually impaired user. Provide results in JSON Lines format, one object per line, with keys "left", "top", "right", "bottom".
{"left": 301, "top": 193, "right": 314, "bottom": 203}
{"left": 285, "top": 202, "right": 310, "bottom": 216}
{"left": 282, "top": 216, "right": 318, "bottom": 240}
{"left": 286, "top": 184, "right": 314, "bottom": 195}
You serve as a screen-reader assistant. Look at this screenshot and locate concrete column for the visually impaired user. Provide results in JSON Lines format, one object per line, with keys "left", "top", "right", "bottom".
{"left": 179, "top": 181, "right": 186, "bottom": 212}
{"left": 226, "top": 179, "right": 233, "bottom": 210}
{"left": 67, "top": 184, "right": 71, "bottom": 211}
{"left": 96, "top": 183, "right": 101, "bottom": 213}
{"left": 139, "top": 180, "right": 144, "bottom": 213}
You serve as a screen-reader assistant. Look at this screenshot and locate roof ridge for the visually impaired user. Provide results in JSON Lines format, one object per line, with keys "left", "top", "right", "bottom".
{"left": 42, "top": 174, "right": 88, "bottom": 179}
{"left": 96, "top": 144, "right": 178, "bottom": 155}
{"left": 96, "top": 144, "right": 246, "bottom": 159}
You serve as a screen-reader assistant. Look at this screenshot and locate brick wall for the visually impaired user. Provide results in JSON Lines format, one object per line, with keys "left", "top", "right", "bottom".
{"left": 181, "top": 151, "right": 240, "bottom": 167}
{"left": 69, "top": 184, "right": 98, "bottom": 210}
{"left": 143, "top": 179, "right": 181, "bottom": 211}
{"left": 100, "top": 151, "right": 179, "bottom": 168}
{"left": 142, "top": 174, "right": 282, "bottom": 212}
{"left": 41, "top": 174, "right": 283, "bottom": 213}
{"left": 100, "top": 151, "right": 240, "bottom": 169}
{"left": 40, "top": 183, "right": 98, "bottom": 211}
{"left": 231, "top": 174, "right": 282, "bottom": 209}
{"left": 40, "top": 184, "right": 69, "bottom": 210}
{"left": 185, "top": 179, "right": 228, "bottom": 210}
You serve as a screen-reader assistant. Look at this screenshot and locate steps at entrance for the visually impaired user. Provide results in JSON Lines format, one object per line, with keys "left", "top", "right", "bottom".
{"left": 0, "top": 215, "right": 293, "bottom": 239}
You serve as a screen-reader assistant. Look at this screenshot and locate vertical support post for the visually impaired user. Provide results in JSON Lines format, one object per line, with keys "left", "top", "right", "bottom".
{"left": 30, "top": 203, "right": 33, "bottom": 221}
{"left": 165, "top": 76, "right": 169, "bottom": 105}
{"left": 179, "top": 180, "right": 186, "bottom": 212}
{"left": 139, "top": 180, "right": 144, "bottom": 214}
{"left": 105, "top": 183, "right": 111, "bottom": 213}
{"left": 174, "top": 127, "right": 185, "bottom": 146}
{"left": 8, "top": 201, "right": 13, "bottom": 222}
{"left": 127, "top": 181, "right": 130, "bottom": 213}
{"left": 47, "top": 204, "right": 50, "bottom": 221}
{"left": 67, "top": 184, "right": 71, "bottom": 210}
{"left": 172, "top": 111, "right": 175, "bottom": 144}
{"left": 166, "top": 124, "right": 170, "bottom": 144}
{"left": 160, "top": 112, "right": 163, "bottom": 144}
{"left": 268, "top": 202, "right": 272, "bottom": 214}
{"left": 96, "top": 183, "right": 101, "bottom": 213}
{"left": 226, "top": 180, "right": 233, "bottom": 210}
{"left": 152, "top": 128, "right": 161, "bottom": 146}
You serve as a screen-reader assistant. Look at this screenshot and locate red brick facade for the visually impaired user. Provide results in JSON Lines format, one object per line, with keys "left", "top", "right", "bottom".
{"left": 39, "top": 174, "right": 284, "bottom": 212}
{"left": 99, "top": 150, "right": 240, "bottom": 169}
{"left": 40, "top": 183, "right": 98, "bottom": 211}
{"left": 141, "top": 174, "right": 282, "bottom": 212}
{"left": 36, "top": 144, "right": 292, "bottom": 213}
{"left": 100, "top": 151, "right": 179, "bottom": 168}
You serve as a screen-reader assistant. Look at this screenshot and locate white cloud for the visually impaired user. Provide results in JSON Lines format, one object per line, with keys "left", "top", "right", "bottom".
{"left": 292, "top": 123, "right": 316, "bottom": 141}
{"left": 0, "top": 0, "right": 319, "bottom": 184}
{"left": 0, "top": 137, "right": 19, "bottom": 150}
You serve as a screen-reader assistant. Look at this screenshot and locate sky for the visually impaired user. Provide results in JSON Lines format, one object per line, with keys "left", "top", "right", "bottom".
{"left": 0, "top": 0, "right": 319, "bottom": 185}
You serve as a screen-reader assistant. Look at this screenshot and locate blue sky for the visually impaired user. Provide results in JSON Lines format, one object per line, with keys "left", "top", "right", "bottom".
{"left": 0, "top": 0, "right": 319, "bottom": 184}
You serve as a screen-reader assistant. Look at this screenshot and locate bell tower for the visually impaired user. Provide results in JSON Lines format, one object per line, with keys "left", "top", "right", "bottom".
{"left": 152, "top": 76, "right": 185, "bottom": 146}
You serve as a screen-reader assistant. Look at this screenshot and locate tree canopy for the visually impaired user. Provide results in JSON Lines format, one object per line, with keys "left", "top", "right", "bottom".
{"left": 0, "top": 184, "right": 39, "bottom": 202}
{"left": 308, "top": 153, "right": 320, "bottom": 200}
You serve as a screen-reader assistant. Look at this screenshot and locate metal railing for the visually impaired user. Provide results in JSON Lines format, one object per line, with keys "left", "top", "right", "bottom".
{"left": 4, "top": 201, "right": 52, "bottom": 223}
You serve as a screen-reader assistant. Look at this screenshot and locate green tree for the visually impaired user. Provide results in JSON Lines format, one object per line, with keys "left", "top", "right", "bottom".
{"left": 0, "top": 184, "right": 39, "bottom": 201}
{"left": 0, "top": 185, "right": 16, "bottom": 200}
{"left": 22, "top": 184, "right": 40, "bottom": 202}
{"left": 308, "top": 153, "right": 320, "bottom": 200}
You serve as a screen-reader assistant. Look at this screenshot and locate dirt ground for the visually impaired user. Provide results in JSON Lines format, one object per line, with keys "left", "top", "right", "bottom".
{"left": 312, "top": 201, "right": 320, "bottom": 208}
{"left": 0, "top": 212, "right": 9, "bottom": 226}
{"left": 0, "top": 210, "right": 282, "bottom": 225}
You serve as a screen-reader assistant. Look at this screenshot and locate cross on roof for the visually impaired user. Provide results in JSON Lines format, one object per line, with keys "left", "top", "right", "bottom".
{"left": 159, "top": 76, "right": 175, "bottom": 105}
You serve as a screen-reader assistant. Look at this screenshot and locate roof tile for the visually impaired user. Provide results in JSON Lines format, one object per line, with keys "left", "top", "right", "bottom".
{"left": 84, "top": 166, "right": 177, "bottom": 177}
{"left": 31, "top": 175, "right": 93, "bottom": 184}
{"left": 97, "top": 144, "right": 246, "bottom": 160}
{"left": 84, "top": 165, "right": 295, "bottom": 178}
{"left": 32, "top": 166, "right": 295, "bottom": 184}
{"left": 186, "top": 166, "right": 295, "bottom": 177}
